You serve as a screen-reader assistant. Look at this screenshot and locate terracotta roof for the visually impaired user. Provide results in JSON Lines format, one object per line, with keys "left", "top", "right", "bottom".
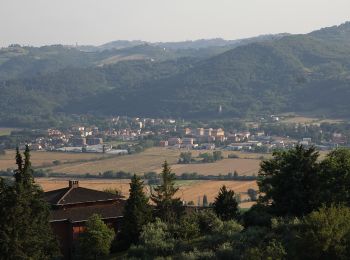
{"left": 45, "top": 187, "right": 120, "bottom": 205}
{"left": 50, "top": 200, "right": 125, "bottom": 222}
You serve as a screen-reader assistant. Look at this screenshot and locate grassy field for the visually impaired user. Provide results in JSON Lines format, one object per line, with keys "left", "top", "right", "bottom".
{"left": 36, "top": 178, "right": 257, "bottom": 208}
{"left": 0, "top": 127, "right": 16, "bottom": 136}
{"left": 280, "top": 114, "right": 344, "bottom": 124}
{"left": 0, "top": 150, "right": 111, "bottom": 170}
{"left": 37, "top": 147, "right": 263, "bottom": 176}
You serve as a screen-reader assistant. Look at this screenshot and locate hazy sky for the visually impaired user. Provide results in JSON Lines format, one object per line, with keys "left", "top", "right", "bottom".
{"left": 1, "top": 0, "right": 350, "bottom": 47}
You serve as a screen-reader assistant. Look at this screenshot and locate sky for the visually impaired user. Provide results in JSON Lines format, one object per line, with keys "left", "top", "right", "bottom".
{"left": 1, "top": 0, "right": 350, "bottom": 47}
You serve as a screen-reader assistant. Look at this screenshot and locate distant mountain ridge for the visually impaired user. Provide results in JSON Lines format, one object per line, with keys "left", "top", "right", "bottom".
{"left": 1, "top": 22, "right": 350, "bottom": 126}
{"left": 79, "top": 34, "right": 289, "bottom": 51}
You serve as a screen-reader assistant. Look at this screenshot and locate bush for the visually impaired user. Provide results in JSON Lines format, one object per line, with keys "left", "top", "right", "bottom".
{"left": 128, "top": 218, "right": 175, "bottom": 258}
{"left": 52, "top": 160, "right": 61, "bottom": 166}
{"left": 298, "top": 205, "right": 350, "bottom": 259}
{"left": 76, "top": 214, "right": 115, "bottom": 259}
{"left": 247, "top": 188, "right": 258, "bottom": 201}
{"left": 228, "top": 153, "right": 239, "bottom": 159}
{"left": 243, "top": 204, "right": 272, "bottom": 227}
{"left": 103, "top": 188, "right": 121, "bottom": 196}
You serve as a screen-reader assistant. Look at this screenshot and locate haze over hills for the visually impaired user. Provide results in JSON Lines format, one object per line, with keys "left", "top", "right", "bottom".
{"left": 1, "top": 22, "right": 350, "bottom": 126}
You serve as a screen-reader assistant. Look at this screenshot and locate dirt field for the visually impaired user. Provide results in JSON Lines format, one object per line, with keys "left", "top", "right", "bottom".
{"left": 35, "top": 147, "right": 262, "bottom": 176}
{"left": 177, "top": 180, "right": 258, "bottom": 205}
{"left": 36, "top": 178, "right": 258, "bottom": 208}
{"left": 0, "top": 150, "right": 110, "bottom": 170}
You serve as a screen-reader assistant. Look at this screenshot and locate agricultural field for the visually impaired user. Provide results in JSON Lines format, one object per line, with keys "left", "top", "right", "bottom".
{"left": 0, "top": 150, "right": 111, "bottom": 170}
{"left": 36, "top": 178, "right": 258, "bottom": 208}
{"left": 171, "top": 158, "right": 260, "bottom": 176}
{"left": 0, "top": 127, "right": 16, "bottom": 136}
{"left": 42, "top": 147, "right": 181, "bottom": 174}
{"left": 38, "top": 147, "right": 263, "bottom": 176}
{"left": 280, "top": 114, "right": 344, "bottom": 124}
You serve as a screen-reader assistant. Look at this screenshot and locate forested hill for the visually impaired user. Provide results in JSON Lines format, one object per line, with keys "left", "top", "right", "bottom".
{"left": 1, "top": 22, "right": 350, "bottom": 126}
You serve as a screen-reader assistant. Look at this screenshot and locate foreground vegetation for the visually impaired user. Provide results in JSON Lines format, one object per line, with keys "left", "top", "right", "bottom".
{"left": 3, "top": 145, "right": 350, "bottom": 259}
{"left": 114, "top": 145, "right": 350, "bottom": 259}
{"left": 0, "top": 147, "right": 60, "bottom": 259}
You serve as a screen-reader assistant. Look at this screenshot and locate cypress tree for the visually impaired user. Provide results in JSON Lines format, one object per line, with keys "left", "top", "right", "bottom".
{"left": 0, "top": 146, "right": 60, "bottom": 259}
{"left": 151, "top": 161, "right": 183, "bottom": 222}
{"left": 119, "top": 174, "right": 152, "bottom": 248}
{"left": 203, "top": 194, "right": 209, "bottom": 207}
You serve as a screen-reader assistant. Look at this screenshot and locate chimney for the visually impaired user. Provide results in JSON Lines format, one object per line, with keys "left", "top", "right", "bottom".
{"left": 69, "top": 180, "right": 79, "bottom": 189}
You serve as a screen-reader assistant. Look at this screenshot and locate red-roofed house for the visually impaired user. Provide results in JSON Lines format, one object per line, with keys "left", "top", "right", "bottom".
{"left": 45, "top": 180, "right": 125, "bottom": 259}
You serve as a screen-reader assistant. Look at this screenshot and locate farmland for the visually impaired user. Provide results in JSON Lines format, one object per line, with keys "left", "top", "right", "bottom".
{"left": 36, "top": 178, "right": 257, "bottom": 208}
{"left": 171, "top": 158, "right": 260, "bottom": 176}
{"left": 0, "top": 147, "right": 263, "bottom": 176}
{"left": 279, "top": 114, "right": 345, "bottom": 124}
{"left": 33, "top": 147, "right": 263, "bottom": 176}
{"left": 0, "top": 127, "right": 16, "bottom": 136}
{"left": 0, "top": 150, "right": 111, "bottom": 170}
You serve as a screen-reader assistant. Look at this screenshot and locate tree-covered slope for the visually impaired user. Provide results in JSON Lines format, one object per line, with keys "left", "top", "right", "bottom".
{"left": 70, "top": 30, "right": 350, "bottom": 118}
{"left": 1, "top": 22, "right": 350, "bottom": 125}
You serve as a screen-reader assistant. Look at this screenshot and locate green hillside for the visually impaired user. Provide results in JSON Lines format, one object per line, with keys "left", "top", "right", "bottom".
{"left": 69, "top": 27, "right": 350, "bottom": 118}
{"left": 1, "top": 22, "right": 350, "bottom": 126}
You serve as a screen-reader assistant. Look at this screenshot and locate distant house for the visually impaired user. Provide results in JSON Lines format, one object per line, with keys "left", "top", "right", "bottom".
{"left": 199, "top": 143, "right": 215, "bottom": 150}
{"left": 203, "top": 135, "right": 216, "bottom": 143}
{"left": 211, "top": 128, "right": 225, "bottom": 138}
{"left": 196, "top": 128, "right": 205, "bottom": 136}
{"left": 182, "top": 128, "right": 192, "bottom": 135}
{"left": 204, "top": 128, "right": 212, "bottom": 136}
{"left": 45, "top": 180, "right": 125, "bottom": 259}
{"left": 168, "top": 137, "right": 182, "bottom": 146}
{"left": 71, "top": 137, "right": 86, "bottom": 147}
{"left": 159, "top": 140, "right": 169, "bottom": 147}
{"left": 86, "top": 137, "right": 103, "bottom": 145}
{"left": 29, "top": 143, "right": 42, "bottom": 150}
{"left": 182, "top": 138, "right": 194, "bottom": 146}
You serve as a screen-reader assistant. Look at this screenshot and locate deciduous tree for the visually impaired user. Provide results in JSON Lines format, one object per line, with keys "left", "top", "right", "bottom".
{"left": 77, "top": 214, "right": 115, "bottom": 259}
{"left": 258, "top": 145, "right": 320, "bottom": 216}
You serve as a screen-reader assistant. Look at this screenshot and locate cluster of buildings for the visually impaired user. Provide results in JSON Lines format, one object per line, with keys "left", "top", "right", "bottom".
{"left": 20, "top": 117, "right": 177, "bottom": 153}
{"left": 160, "top": 127, "right": 331, "bottom": 152}
{"left": 160, "top": 128, "right": 226, "bottom": 149}
{"left": 24, "top": 126, "right": 127, "bottom": 154}
{"left": 161, "top": 128, "right": 264, "bottom": 150}
{"left": 4, "top": 114, "right": 349, "bottom": 154}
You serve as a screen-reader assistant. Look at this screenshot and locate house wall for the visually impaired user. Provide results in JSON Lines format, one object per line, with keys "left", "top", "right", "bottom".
{"left": 51, "top": 217, "right": 123, "bottom": 260}
{"left": 51, "top": 220, "right": 72, "bottom": 260}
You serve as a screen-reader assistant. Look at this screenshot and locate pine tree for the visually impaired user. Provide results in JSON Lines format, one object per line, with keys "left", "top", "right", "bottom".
{"left": 0, "top": 146, "right": 60, "bottom": 259}
{"left": 213, "top": 185, "right": 240, "bottom": 221}
{"left": 151, "top": 161, "right": 183, "bottom": 222}
{"left": 119, "top": 174, "right": 152, "bottom": 248}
